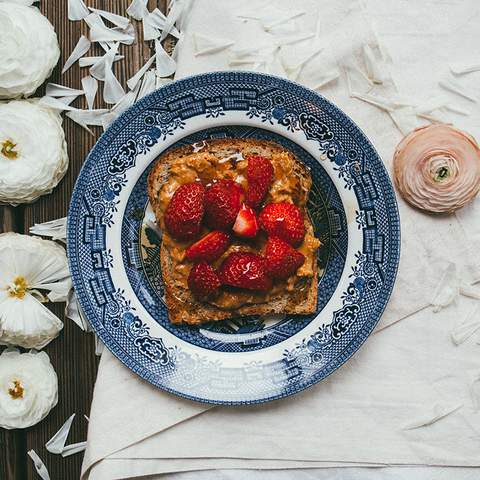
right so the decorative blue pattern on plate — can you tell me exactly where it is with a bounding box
[67,72,400,405]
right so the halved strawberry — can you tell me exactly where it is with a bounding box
[185,231,230,263]
[218,252,272,291]
[246,155,273,208]
[164,182,205,241]
[188,262,221,298]
[233,204,259,239]
[259,202,305,247]
[204,179,243,230]
[265,236,305,279]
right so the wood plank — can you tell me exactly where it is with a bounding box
[19,1,163,478]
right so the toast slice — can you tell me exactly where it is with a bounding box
[148,138,319,325]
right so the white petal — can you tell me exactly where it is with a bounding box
[81,75,98,110]
[79,55,123,67]
[439,79,477,102]
[155,40,176,77]
[137,69,157,100]
[27,450,51,480]
[143,17,160,41]
[65,290,90,331]
[62,35,91,74]
[350,92,396,112]
[29,217,67,242]
[311,69,340,90]
[430,262,459,312]
[103,44,125,104]
[450,62,480,75]
[389,107,419,136]
[61,441,87,457]
[90,24,134,44]
[46,84,84,97]
[0,349,58,429]
[95,335,105,356]
[193,33,233,56]
[127,55,155,90]
[39,96,78,112]
[126,0,148,20]
[46,413,76,454]
[66,109,109,127]
[145,8,181,39]
[88,7,130,29]
[160,0,185,41]
[263,10,305,32]
[459,282,480,299]
[68,0,89,21]
[111,23,136,46]
[276,33,314,47]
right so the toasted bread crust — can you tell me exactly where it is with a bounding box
[148,138,318,325]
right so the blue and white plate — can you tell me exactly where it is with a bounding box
[67,72,400,405]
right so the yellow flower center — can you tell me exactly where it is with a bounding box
[1,140,18,159]
[7,276,29,299]
[8,379,24,399]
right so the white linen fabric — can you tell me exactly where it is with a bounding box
[81,0,480,478]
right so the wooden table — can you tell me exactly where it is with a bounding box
[0,2,169,478]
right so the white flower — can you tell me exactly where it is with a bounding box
[0,233,71,349]
[0,100,68,205]
[0,4,59,99]
[0,348,58,429]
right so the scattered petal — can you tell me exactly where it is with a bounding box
[430,262,458,311]
[90,23,134,44]
[311,68,340,90]
[61,441,87,457]
[103,43,125,104]
[46,413,76,454]
[0,350,58,429]
[193,33,234,56]
[263,10,305,32]
[145,8,181,39]
[403,403,463,430]
[94,335,104,356]
[65,289,90,331]
[127,55,155,90]
[451,305,480,345]
[160,0,185,41]
[68,0,89,21]
[389,106,419,136]
[62,35,91,74]
[79,55,123,67]
[155,39,176,77]
[459,282,480,299]
[27,450,51,480]
[81,75,98,110]
[137,69,157,100]
[46,83,84,97]
[66,109,109,127]
[450,62,480,75]
[39,96,79,111]
[126,0,148,20]
[439,79,477,103]
[29,217,67,242]
[88,7,130,29]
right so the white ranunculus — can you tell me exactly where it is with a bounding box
[0,100,68,205]
[0,4,60,99]
[0,233,71,349]
[0,348,58,429]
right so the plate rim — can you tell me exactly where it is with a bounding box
[67,71,401,405]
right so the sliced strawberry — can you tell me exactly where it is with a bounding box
[164,182,205,241]
[188,262,221,298]
[233,204,259,239]
[259,202,305,247]
[265,236,305,279]
[204,179,243,230]
[185,231,230,263]
[246,155,273,209]
[218,252,272,291]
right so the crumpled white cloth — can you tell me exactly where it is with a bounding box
[82,0,480,479]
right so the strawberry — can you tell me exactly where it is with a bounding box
[204,179,243,230]
[164,182,205,241]
[185,231,230,263]
[246,155,273,208]
[259,202,305,247]
[265,236,305,279]
[232,204,259,239]
[188,262,221,298]
[218,252,272,291]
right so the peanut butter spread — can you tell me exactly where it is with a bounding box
[156,145,321,311]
